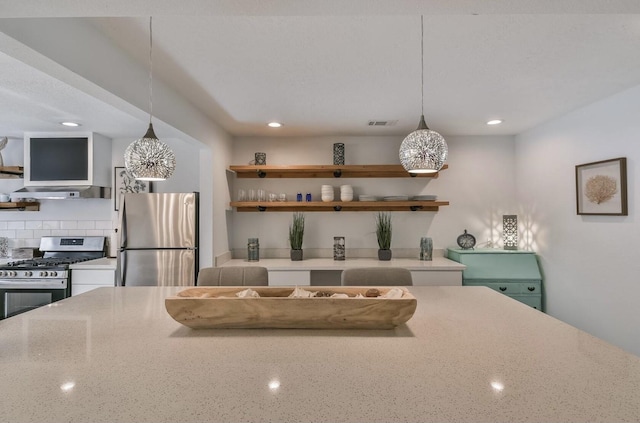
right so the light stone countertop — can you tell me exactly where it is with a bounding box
[69,257,117,270]
[1,286,639,423]
[220,256,465,271]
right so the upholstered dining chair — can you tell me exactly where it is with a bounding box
[340,267,413,286]
[197,266,269,286]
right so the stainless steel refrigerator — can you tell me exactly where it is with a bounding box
[117,192,199,286]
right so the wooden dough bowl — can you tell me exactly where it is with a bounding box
[165,286,417,329]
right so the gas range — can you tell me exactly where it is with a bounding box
[0,236,107,319]
[0,237,107,279]
[2,257,97,276]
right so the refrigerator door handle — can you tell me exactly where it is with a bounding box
[119,198,127,249]
[117,250,128,286]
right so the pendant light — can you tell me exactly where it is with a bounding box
[399,15,448,174]
[124,17,176,181]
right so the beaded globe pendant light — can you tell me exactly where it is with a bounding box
[125,17,176,181]
[399,16,448,174]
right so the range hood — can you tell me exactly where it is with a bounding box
[11,186,111,200]
[17,132,113,200]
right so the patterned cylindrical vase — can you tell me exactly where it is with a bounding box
[503,215,518,250]
[254,152,266,165]
[0,237,8,258]
[420,237,433,261]
[333,143,345,165]
[333,236,345,261]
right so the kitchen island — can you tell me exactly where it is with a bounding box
[1,286,639,422]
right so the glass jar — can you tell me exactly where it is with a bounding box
[420,237,433,261]
[247,238,260,262]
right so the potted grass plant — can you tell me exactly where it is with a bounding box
[289,212,305,261]
[375,212,392,260]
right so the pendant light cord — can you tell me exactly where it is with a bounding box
[149,16,153,125]
[421,15,424,117]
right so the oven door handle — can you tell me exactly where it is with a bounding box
[0,279,68,289]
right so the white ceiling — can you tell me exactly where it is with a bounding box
[1,1,640,141]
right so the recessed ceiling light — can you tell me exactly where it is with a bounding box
[61,122,81,127]
[267,122,283,128]
[486,120,503,125]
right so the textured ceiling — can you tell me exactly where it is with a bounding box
[1,1,640,140]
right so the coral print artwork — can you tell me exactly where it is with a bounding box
[585,175,617,204]
[576,158,627,216]
[114,167,151,211]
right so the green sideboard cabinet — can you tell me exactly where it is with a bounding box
[446,249,543,311]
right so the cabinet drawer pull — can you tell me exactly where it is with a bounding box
[499,287,507,292]
[528,286,536,292]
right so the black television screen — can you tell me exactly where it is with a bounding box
[29,137,89,181]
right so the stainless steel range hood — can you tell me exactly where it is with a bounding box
[11,186,111,200]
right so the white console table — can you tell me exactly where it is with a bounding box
[219,257,465,286]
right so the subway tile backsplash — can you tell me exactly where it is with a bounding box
[0,220,114,249]
[60,220,78,230]
[7,221,25,230]
[25,221,43,230]
[77,221,96,230]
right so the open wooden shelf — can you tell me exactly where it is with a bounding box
[230,200,449,212]
[229,164,447,179]
[228,163,449,213]
[0,201,39,211]
[0,166,24,178]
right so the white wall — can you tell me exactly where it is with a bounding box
[230,135,517,253]
[516,84,640,356]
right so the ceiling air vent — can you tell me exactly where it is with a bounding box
[367,120,398,127]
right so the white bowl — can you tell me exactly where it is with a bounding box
[359,195,378,202]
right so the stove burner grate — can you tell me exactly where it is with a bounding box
[5,257,95,268]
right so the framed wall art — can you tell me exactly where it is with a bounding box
[114,167,152,211]
[575,157,627,216]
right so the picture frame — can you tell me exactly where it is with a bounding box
[114,167,152,211]
[576,157,627,216]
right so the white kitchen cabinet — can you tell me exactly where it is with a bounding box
[219,258,464,287]
[268,270,311,286]
[411,270,461,286]
[71,269,116,296]
[70,258,117,296]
